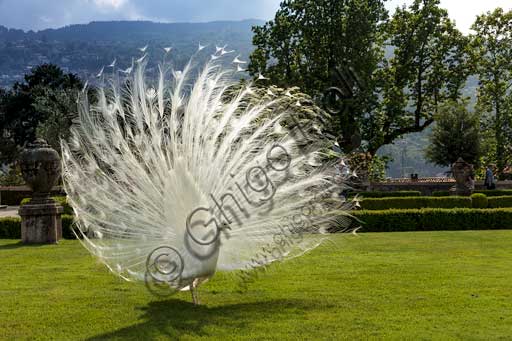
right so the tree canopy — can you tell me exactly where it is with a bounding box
[249,0,469,157]
[0,64,82,164]
[249,0,387,152]
[470,8,512,178]
[367,0,469,155]
[426,100,481,167]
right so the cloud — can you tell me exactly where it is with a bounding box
[0,0,281,31]
[131,0,281,22]
[93,0,128,9]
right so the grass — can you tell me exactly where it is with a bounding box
[0,231,511,340]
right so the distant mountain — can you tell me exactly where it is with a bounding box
[0,20,264,43]
[378,127,450,178]
[0,20,264,87]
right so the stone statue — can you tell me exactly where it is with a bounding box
[450,157,474,196]
[18,139,63,243]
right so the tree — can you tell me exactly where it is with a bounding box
[0,64,82,163]
[366,0,469,155]
[249,0,468,157]
[249,0,388,151]
[0,88,20,165]
[426,100,481,166]
[470,8,512,179]
[33,87,80,151]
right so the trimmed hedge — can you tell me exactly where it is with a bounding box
[20,196,74,215]
[433,190,512,197]
[0,215,76,239]
[476,190,512,196]
[4,209,512,236]
[361,194,512,210]
[360,196,472,210]
[354,191,421,198]
[61,215,77,239]
[470,193,488,209]
[0,188,65,205]
[488,196,512,208]
[0,217,22,239]
[431,191,452,197]
[353,208,512,232]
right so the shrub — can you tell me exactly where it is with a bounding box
[487,196,512,208]
[0,217,21,238]
[0,214,76,239]
[476,190,512,197]
[360,196,472,210]
[433,190,512,197]
[0,188,65,205]
[62,215,77,239]
[471,193,488,208]
[20,196,74,215]
[0,165,25,186]
[432,191,451,197]
[352,208,512,232]
[353,191,421,198]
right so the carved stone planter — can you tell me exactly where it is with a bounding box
[18,139,63,244]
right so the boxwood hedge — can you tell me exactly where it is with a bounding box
[470,193,488,208]
[433,190,512,197]
[2,208,512,237]
[360,196,473,210]
[360,195,512,210]
[488,196,512,208]
[354,191,421,198]
[0,217,22,239]
[352,208,512,232]
[0,215,76,239]
[0,188,65,205]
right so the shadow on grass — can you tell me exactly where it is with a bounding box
[0,240,50,250]
[88,298,308,340]
[0,239,30,250]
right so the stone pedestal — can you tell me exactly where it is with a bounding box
[19,200,63,243]
[18,139,63,244]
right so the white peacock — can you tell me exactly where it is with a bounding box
[61,49,354,304]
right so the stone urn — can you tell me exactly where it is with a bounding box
[18,139,63,243]
[450,157,475,196]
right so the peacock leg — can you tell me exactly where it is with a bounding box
[195,288,200,305]
[190,286,197,305]
[190,278,201,305]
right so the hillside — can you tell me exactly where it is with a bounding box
[0,20,263,87]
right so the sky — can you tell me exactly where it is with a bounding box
[0,0,510,33]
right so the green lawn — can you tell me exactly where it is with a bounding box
[1,231,511,340]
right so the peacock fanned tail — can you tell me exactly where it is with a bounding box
[61,53,355,293]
